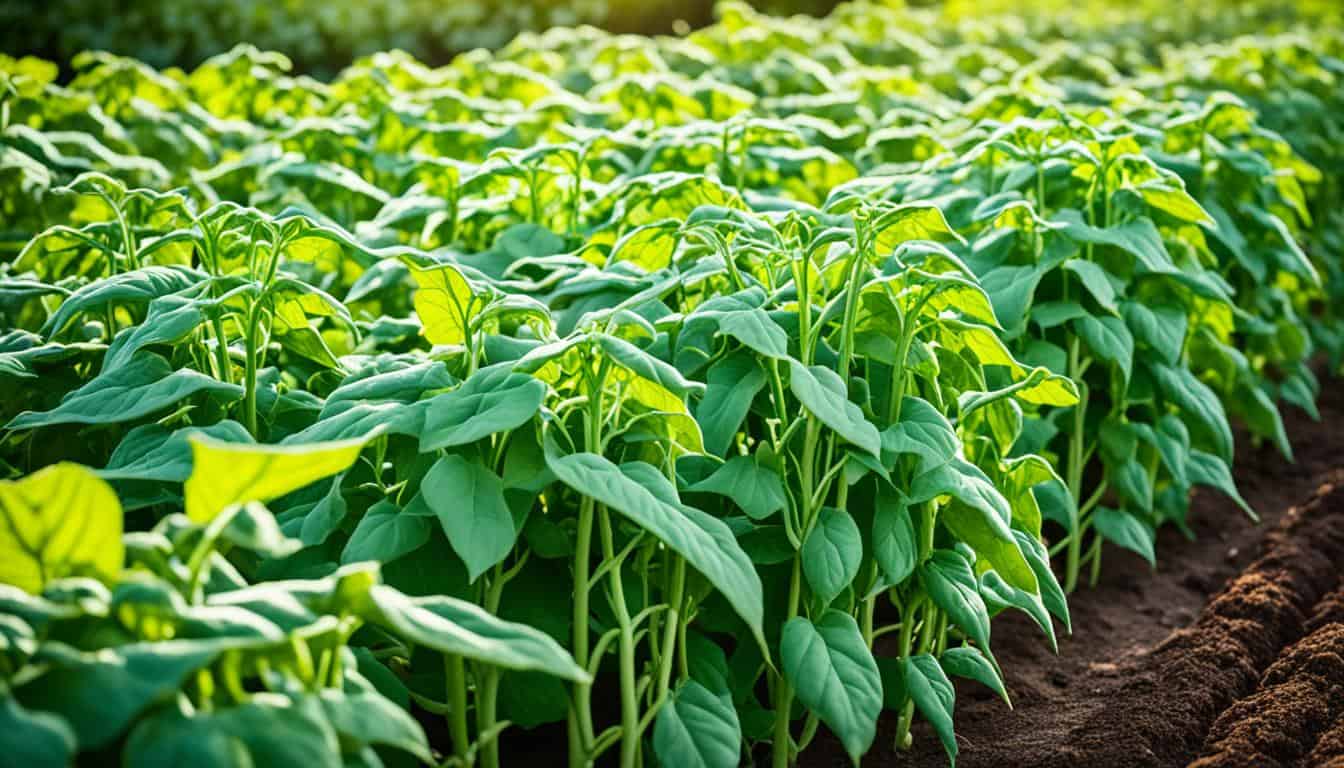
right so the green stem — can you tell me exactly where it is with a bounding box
[1064,334,1089,593]
[445,654,471,761]
[599,508,640,768]
[242,303,263,439]
[893,598,922,751]
[771,558,802,768]
[477,667,501,768]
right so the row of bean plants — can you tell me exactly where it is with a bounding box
[2,1,1342,766]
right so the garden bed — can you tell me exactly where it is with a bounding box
[806,380,1344,767]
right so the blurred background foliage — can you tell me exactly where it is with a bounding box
[0,0,1339,80]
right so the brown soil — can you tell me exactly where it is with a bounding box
[1191,606,1344,768]
[805,380,1344,768]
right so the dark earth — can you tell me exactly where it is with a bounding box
[806,378,1344,768]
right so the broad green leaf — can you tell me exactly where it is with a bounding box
[408,260,476,345]
[696,352,766,457]
[919,550,993,665]
[652,680,742,768]
[1149,363,1234,461]
[98,422,254,483]
[340,500,431,565]
[419,456,517,582]
[7,353,243,431]
[317,689,432,763]
[802,507,862,606]
[1122,302,1185,365]
[881,397,958,472]
[420,366,546,451]
[1063,260,1119,313]
[940,646,1007,705]
[788,359,880,456]
[780,611,882,763]
[0,463,122,594]
[687,455,786,521]
[184,434,367,523]
[544,445,766,652]
[0,693,76,768]
[1090,507,1155,567]
[15,640,223,749]
[365,585,589,682]
[718,308,788,359]
[901,654,957,764]
[872,485,917,585]
[940,497,1037,594]
[1187,450,1256,520]
[1074,314,1134,385]
[41,265,204,338]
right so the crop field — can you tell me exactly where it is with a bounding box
[1,1,1343,767]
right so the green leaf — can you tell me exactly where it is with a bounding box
[184,434,367,523]
[407,260,477,346]
[365,585,589,682]
[6,352,243,431]
[802,507,862,606]
[41,265,204,338]
[419,366,547,451]
[788,359,881,456]
[544,446,766,652]
[940,645,1008,705]
[184,694,341,767]
[1064,260,1119,313]
[652,680,742,768]
[1090,507,1155,567]
[1149,363,1234,461]
[1014,530,1070,634]
[940,497,1037,594]
[317,688,432,763]
[901,654,957,765]
[123,708,253,768]
[718,307,788,359]
[15,640,223,749]
[0,463,123,594]
[98,422,254,483]
[920,550,993,664]
[1074,314,1133,385]
[419,456,517,582]
[598,333,704,399]
[881,397,958,472]
[0,695,77,768]
[872,485,917,586]
[341,500,431,565]
[1187,450,1256,521]
[696,352,766,457]
[1122,302,1185,365]
[688,455,787,521]
[780,611,883,763]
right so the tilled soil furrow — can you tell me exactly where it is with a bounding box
[1190,584,1344,767]
[1059,483,1344,767]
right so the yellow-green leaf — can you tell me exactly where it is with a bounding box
[0,463,123,593]
[407,261,476,346]
[184,435,367,523]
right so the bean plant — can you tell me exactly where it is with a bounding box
[1,2,1342,767]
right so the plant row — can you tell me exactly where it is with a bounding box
[1,2,1342,767]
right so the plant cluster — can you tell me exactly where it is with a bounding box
[1,2,1342,767]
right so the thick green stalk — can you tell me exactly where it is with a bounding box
[568,368,607,768]
[771,558,802,768]
[1064,335,1088,593]
[477,668,501,768]
[445,654,471,761]
[241,304,263,439]
[892,598,921,751]
[599,509,640,768]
